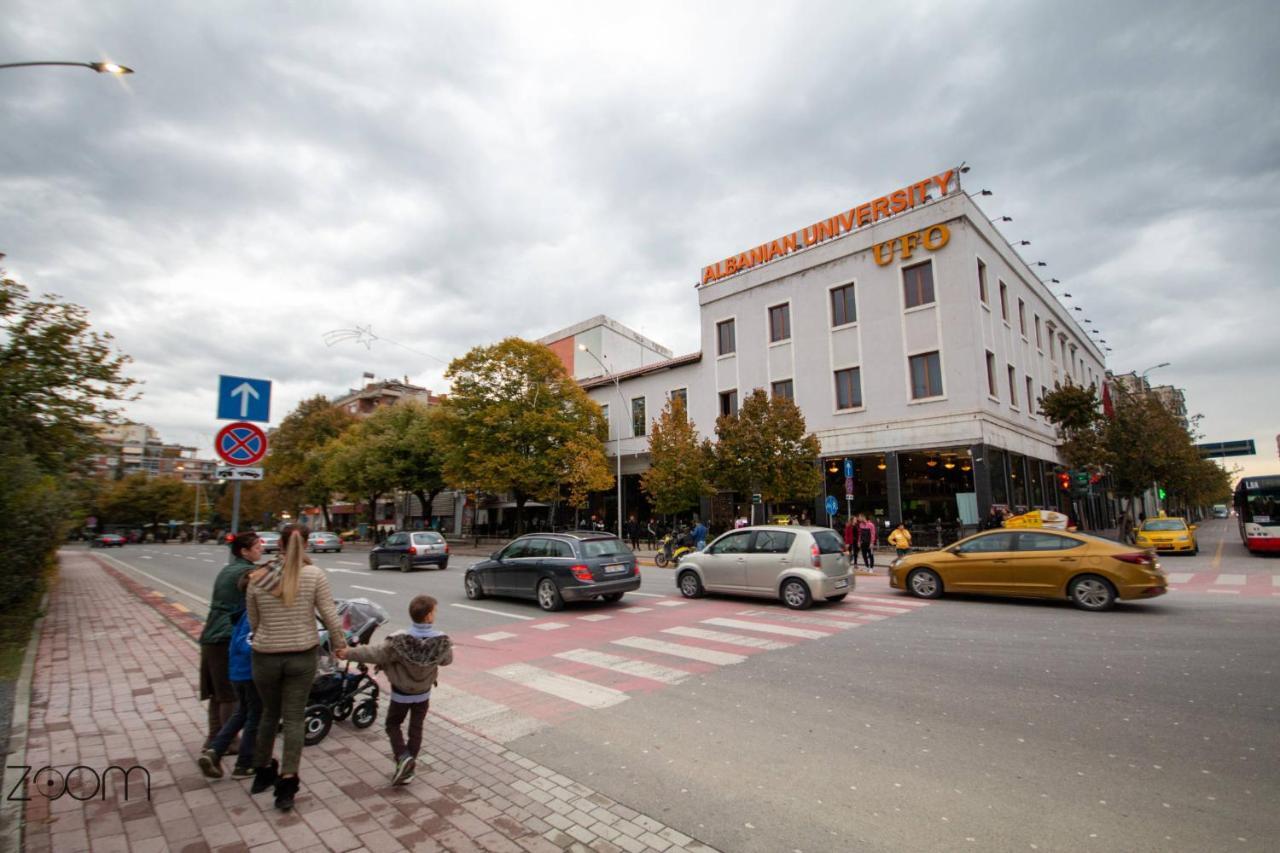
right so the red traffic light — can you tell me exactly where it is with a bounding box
[1058,473,1071,490]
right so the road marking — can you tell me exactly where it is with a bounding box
[336,561,364,567]
[847,594,930,608]
[531,622,569,631]
[140,555,153,560]
[662,626,791,650]
[654,600,688,607]
[202,559,215,563]
[430,684,545,741]
[489,663,628,709]
[611,636,746,666]
[706,617,831,639]
[350,584,396,595]
[1212,537,1224,570]
[325,568,364,575]
[578,614,612,622]
[476,631,518,642]
[619,606,652,614]
[1214,574,1246,585]
[92,553,210,608]
[451,604,534,620]
[1166,572,1194,584]
[1207,589,1240,595]
[626,592,666,598]
[554,649,691,684]
[735,610,859,629]
[843,602,911,615]
[1273,576,1280,587]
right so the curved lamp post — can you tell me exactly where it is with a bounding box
[578,344,627,538]
[0,61,134,74]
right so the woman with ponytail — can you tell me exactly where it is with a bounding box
[245,524,346,811]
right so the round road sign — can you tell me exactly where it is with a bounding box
[215,421,268,466]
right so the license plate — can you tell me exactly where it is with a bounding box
[604,563,628,574]
[834,578,849,589]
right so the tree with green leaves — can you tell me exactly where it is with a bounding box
[562,435,616,528]
[350,400,450,523]
[438,338,609,533]
[712,389,822,510]
[642,397,713,516]
[323,421,400,528]
[264,395,357,528]
[97,473,192,535]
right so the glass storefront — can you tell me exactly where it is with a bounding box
[987,447,1009,507]
[821,454,888,525]
[1009,453,1028,510]
[897,449,975,526]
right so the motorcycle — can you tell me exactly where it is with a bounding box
[654,529,697,567]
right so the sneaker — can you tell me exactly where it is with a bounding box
[230,765,255,779]
[391,755,415,785]
[198,748,223,779]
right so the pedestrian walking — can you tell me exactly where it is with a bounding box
[627,516,641,551]
[857,514,877,571]
[199,609,261,779]
[888,521,912,559]
[198,531,263,751]
[245,524,347,811]
[692,518,708,550]
[337,594,453,785]
[843,515,856,555]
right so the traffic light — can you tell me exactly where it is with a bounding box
[1071,470,1090,498]
[1158,487,1167,501]
[1058,471,1071,492]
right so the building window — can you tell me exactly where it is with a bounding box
[1018,299,1026,336]
[1026,377,1035,416]
[717,319,736,355]
[600,403,609,430]
[985,351,998,397]
[631,397,646,437]
[999,282,1009,322]
[909,351,943,399]
[719,389,738,417]
[903,261,935,309]
[670,388,687,413]
[768,303,791,343]
[830,283,857,326]
[1041,385,1048,406]
[771,379,794,401]
[1007,365,1018,408]
[834,368,862,410]
[1034,315,1042,349]
[977,259,988,304]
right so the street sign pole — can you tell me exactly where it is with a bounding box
[231,480,242,535]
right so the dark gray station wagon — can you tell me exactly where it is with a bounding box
[464,532,640,611]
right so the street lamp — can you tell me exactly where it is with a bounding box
[1140,362,1171,386]
[579,344,627,538]
[0,61,134,74]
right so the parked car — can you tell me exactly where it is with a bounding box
[91,533,127,548]
[369,530,450,572]
[307,531,343,553]
[258,531,281,554]
[674,525,852,610]
[889,528,1168,611]
[1134,517,1198,555]
[464,531,640,611]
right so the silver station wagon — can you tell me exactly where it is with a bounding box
[674,525,853,609]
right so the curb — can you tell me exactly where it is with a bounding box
[0,591,49,853]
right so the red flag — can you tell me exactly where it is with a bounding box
[1101,382,1115,419]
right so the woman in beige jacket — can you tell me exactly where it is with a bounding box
[246,524,346,811]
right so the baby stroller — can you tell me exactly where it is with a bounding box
[302,598,390,746]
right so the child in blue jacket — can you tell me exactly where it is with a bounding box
[199,611,262,779]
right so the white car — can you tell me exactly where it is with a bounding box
[674,525,853,609]
[308,531,343,553]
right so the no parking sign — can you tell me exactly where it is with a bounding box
[215,421,268,467]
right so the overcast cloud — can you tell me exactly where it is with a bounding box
[2,1,1277,477]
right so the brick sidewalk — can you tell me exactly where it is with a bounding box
[17,552,718,853]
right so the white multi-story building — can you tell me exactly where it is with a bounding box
[567,166,1107,531]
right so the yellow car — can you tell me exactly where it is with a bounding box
[888,529,1167,611]
[1134,518,1198,555]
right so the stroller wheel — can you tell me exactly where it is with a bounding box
[302,704,333,746]
[352,700,377,729]
[332,698,354,721]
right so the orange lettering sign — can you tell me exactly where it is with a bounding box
[872,223,951,266]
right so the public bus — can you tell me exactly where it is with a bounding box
[1234,475,1280,554]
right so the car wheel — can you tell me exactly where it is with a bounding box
[537,578,564,612]
[678,570,704,598]
[1069,574,1116,612]
[439,560,449,571]
[780,578,813,610]
[464,572,485,600]
[601,592,625,603]
[1189,548,1199,556]
[907,568,943,599]
[368,555,379,571]
[399,556,412,573]
[826,593,848,603]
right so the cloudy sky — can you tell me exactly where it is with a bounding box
[3,1,1277,478]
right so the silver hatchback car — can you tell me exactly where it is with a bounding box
[674,525,853,609]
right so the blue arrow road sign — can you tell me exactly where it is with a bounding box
[843,458,853,478]
[217,375,272,422]
[825,495,839,516]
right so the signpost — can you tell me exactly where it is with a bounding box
[843,458,854,522]
[825,495,839,526]
[215,376,272,535]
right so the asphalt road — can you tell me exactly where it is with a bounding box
[91,518,1280,852]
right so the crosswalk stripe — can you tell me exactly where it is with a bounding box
[611,636,747,665]
[1206,589,1240,594]
[654,600,688,607]
[1215,573,1246,585]
[578,614,612,622]
[847,595,929,609]
[554,649,691,684]
[431,684,545,742]
[620,607,652,613]
[703,617,830,639]
[661,626,791,650]
[626,592,666,598]
[489,663,628,709]
[843,602,911,615]
[734,610,858,630]
[1273,576,1280,587]
[476,632,518,642]
[1166,572,1194,584]
[531,622,569,631]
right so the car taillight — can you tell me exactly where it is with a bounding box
[571,565,593,582]
[445,544,451,554]
[1112,552,1152,565]
[408,546,417,555]
[811,543,822,568]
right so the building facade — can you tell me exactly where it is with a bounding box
[571,168,1108,536]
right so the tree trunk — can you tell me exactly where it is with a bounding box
[320,499,332,531]
[515,492,528,535]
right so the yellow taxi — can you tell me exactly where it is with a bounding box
[1134,517,1198,555]
[888,528,1167,611]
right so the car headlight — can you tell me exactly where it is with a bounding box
[1176,535,1189,541]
